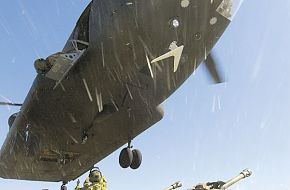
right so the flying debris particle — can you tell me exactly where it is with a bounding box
[212,96,216,113]
[251,33,267,80]
[146,54,154,78]
[111,99,119,111]
[126,85,133,100]
[139,36,154,59]
[0,18,10,35]
[210,17,218,25]
[0,95,13,112]
[31,165,35,174]
[98,93,103,112]
[181,0,190,8]
[24,162,29,170]
[126,2,133,6]
[167,70,171,90]
[193,58,197,76]
[131,39,137,62]
[68,113,77,123]
[95,88,103,112]
[78,159,82,167]
[63,128,79,144]
[212,95,221,112]
[155,63,163,72]
[60,82,66,92]
[20,5,39,39]
[101,42,105,67]
[217,95,221,110]
[82,78,93,102]
[204,47,208,60]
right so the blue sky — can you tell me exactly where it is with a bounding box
[0,0,290,189]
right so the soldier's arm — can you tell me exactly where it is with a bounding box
[83,177,91,187]
[74,179,81,190]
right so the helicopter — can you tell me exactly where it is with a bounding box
[0,0,242,189]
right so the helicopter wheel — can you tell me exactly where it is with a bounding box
[61,185,67,190]
[61,181,68,190]
[130,149,142,169]
[119,147,133,168]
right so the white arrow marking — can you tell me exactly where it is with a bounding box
[151,45,184,72]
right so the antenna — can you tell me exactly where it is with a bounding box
[0,102,22,106]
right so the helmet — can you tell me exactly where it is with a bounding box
[34,59,49,74]
[89,168,102,183]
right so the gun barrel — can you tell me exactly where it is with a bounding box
[164,181,182,190]
[221,169,252,189]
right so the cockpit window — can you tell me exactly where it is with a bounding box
[62,3,92,52]
[73,3,91,44]
[216,0,243,20]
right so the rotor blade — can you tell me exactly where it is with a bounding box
[0,102,22,106]
[204,54,224,84]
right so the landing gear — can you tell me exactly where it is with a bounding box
[119,141,142,169]
[61,182,67,190]
[130,149,142,169]
[61,185,67,190]
[119,147,133,168]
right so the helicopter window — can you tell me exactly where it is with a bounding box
[72,3,91,49]
[216,0,243,20]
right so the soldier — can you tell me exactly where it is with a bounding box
[75,168,106,190]
[34,52,63,74]
[34,58,50,74]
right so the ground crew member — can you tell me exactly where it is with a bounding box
[33,52,63,74]
[75,167,106,190]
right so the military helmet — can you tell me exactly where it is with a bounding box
[89,167,102,183]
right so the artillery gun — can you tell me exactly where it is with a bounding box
[188,169,252,190]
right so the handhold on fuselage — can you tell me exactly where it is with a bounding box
[8,112,18,129]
